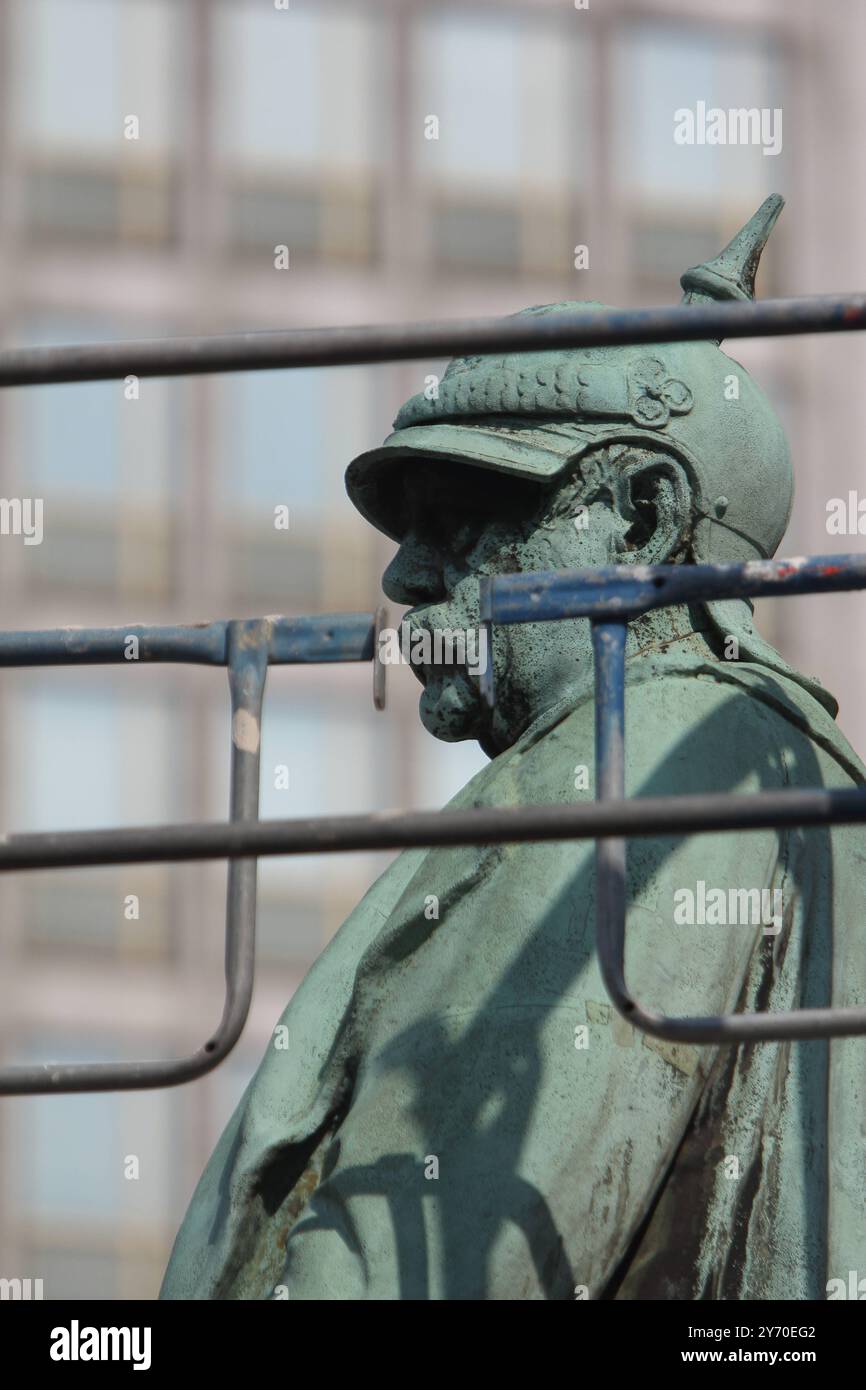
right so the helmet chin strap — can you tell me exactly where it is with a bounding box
[702,594,838,717]
[691,508,772,561]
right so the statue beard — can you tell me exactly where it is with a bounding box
[417,663,485,743]
[405,593,529,754]
[410,626,527,756]
[402,612,487,744]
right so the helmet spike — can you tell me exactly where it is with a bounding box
[680,195,785,324]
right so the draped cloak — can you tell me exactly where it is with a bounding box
[160,635,866,1300]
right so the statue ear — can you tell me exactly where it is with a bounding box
[610,452,693,566]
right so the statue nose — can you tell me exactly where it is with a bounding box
[381,533,444,604]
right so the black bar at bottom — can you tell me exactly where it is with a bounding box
[1,784,865,871]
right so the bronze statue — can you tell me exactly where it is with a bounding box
[161,197,866,1300]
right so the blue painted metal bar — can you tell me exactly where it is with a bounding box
[0,612,376,668]
[487,553,866,626]
[482,554,866,708]
[268,612,376,665]
[591,622,631,1025]
[0,623,228,666]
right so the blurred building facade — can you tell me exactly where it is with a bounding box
[0,0,863,1298]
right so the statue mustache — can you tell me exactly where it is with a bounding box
[382,617,489,677]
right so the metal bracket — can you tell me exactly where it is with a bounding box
[372,604,388,710]
[4,555,866,1096]
[484,552,866,1043]
[6,295,866,1089]
[0,611,378,1094]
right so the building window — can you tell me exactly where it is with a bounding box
[216,0,382,264]
[6,680,178,955]
[12,0,181,246]
[8,314,178,599]
[10,1036,181,1299]
[613,22,787,298]
[206,680,394,954]
[414,9,586,276]
[217,362,382,612]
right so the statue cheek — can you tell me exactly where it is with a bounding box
[460,539,497,576]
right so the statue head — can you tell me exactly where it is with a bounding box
[345,196,824,755]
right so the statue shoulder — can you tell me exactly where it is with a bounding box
[504,657,849,806]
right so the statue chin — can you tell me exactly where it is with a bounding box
[418,669,483,742]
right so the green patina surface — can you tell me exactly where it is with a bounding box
[161,197,866,1300]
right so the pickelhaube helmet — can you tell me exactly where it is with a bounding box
[346,196,835,714]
